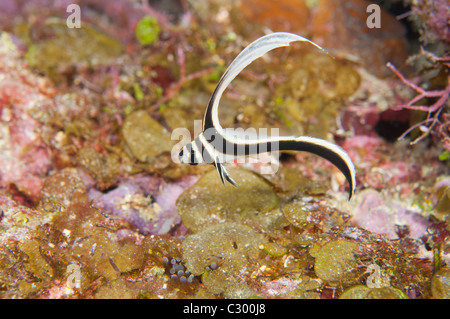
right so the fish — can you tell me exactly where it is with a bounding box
[179,32,356,200]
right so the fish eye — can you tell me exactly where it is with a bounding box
[190,148,197,165]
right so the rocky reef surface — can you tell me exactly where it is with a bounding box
[0,0,448,299]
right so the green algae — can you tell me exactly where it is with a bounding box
[282,200,313,229]
[339,285,408,299]
[263,242,288,258]
[274,167,313,194]
[270,49,360,139]
[17,239,55,293]
[9,196,155,297]
[339,285,371,299]
[51,202,141,281]
[176,167,279,232]
[182,223,265,275]
[76,147,120,187]
[122,110,174,162]
[287,276,322,299]
[439,150,450,161]
[135,16,160,46]
[95,278,140,299]
[25,19,123,82]
[3,165,433,299]
[435,186,450,217]
[160,89,238,133]
[181,222,265,297]
[431,268,450,299]
[160,91,210,132]
[70,235,144,281]
[313,239,359,283]
[365,287,409,299]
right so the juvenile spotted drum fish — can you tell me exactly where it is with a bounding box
[179,32,356,200]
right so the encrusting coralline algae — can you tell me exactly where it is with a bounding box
[0,0,449,299]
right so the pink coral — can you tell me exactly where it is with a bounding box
[89,174,198,235]
[0,33,53,198]
[351,190,431,240]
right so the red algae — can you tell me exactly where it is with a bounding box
[0,0,448,300]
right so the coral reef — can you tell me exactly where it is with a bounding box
[407,0,450,47]
[0,0,448,300]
